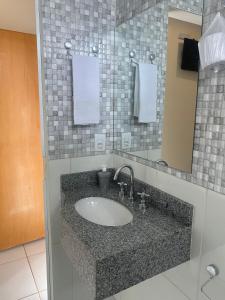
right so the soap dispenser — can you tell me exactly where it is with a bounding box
[97,166,111,193]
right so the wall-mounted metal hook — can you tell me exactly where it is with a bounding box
[92,46,99,56]
[64,42,99,57]
[129,50,136,59]
[64,41,72,56]
[150,53,156,64]
[129,50,139,65]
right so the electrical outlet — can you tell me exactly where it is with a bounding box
[122,132,131,149]
[95,134,106,152]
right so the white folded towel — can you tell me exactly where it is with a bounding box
[72,55,100,125]
[133,64,139,117]
[133,63,157,123]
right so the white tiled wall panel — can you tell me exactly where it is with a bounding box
[197,190,225,300]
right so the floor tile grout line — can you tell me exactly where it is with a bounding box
[24,239,46,258]
[38,289,47,293]
[23,243,29,257]
[17,291,40,300]
[0,240,45,266]
[162,274,192,300]
[0,242,45,300]
[38,289,48,300]
[24,244,40,295]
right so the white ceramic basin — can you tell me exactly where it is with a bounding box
[75,197,133,227]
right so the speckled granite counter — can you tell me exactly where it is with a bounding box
[60,170,193,300]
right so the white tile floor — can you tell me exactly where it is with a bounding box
[0,239,47,300]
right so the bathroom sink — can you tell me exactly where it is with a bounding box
[75,197,133,227]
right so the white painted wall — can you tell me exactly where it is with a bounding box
[198,190,225,300]
[0,0,36,34]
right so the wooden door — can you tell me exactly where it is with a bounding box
[0,29,44,250]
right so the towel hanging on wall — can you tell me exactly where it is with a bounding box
[72,55,100,125]
[133,63,157,123]
[133,64,140,117]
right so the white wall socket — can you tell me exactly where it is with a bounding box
[95,134,106,152]
[122,132,132,149]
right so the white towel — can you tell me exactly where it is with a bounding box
[134,63,157,123]
[72,55,100,125]
[133,65,139,117]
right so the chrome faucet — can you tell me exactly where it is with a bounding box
[114,164,134,204]
[155,159,168,167]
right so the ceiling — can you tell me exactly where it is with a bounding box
[0,0,36,34]
[169,10,202,26]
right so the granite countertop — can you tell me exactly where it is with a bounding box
[60,170,193,300]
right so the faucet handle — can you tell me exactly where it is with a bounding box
[137,192,150,200]
[137,192,150,213]
[118,182,127,188]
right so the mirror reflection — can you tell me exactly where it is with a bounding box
[113,2,203,173]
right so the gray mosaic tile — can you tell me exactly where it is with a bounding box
[40,0,116,160]
[39,0,225,194]
[114,1,168,153]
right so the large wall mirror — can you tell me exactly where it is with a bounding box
[113,1,203,173]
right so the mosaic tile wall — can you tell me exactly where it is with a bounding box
[116,0,203,26]
[114,1,167,152]
[115,1,225,195]
[39,0,225,194]
[40,0,116,160]
[114,0,202,152]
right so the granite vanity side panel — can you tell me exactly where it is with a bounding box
[95,227,192,300]
[61,219,96,298]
